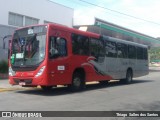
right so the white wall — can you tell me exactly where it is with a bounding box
[0,0,73,27]
[0,0,74,61]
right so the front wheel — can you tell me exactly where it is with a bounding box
[99,80,109,85]
[69,72,85,92]
[41,86,53,91]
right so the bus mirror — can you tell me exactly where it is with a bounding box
[8,40,12,59]
[3,35,12,49]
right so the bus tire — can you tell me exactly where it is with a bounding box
[41,86,53,91]
[99,80,109,85]
[70,72,85,92]
[121,69,133,84]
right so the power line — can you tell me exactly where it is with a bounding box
[78,0,160,26]
[69,0,133,23]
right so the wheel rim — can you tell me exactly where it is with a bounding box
[73,77,81,87]
[127,72,132,82]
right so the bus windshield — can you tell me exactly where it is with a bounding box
[11,26,47,67]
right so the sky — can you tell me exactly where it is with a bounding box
[51,0,160,38]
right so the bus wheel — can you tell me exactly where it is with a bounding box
[70,72,85,92]
[99,80,109,85]
[41,86,53,91]
[121,70,133,84]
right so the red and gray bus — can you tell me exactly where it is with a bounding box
[9,24,149,91]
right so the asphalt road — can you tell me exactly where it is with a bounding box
[0,68,160,120]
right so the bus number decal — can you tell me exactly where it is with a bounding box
[57,66,65,71]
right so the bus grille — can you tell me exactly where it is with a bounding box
[13,79,32,84]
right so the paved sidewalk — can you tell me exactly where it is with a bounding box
[0,79,34,92]
[0,79,10,88]
[149,66,160,71]
[0,79,23,89]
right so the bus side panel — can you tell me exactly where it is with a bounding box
[134,59,149,77]
[80,56,113,82]
[47,29,73,85]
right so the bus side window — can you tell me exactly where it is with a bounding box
[72,33,89,55]
[90,38,105,62]
[56,37,67,57]
[117,43,128,58]
[105,40,117,58]
[128,45,136,59]
[49,37,67,58]
[90,38,98,57]
[143,48,148,60]
[137,47,143,59]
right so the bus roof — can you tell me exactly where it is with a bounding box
[14,23,100,39]
[48,23,100,38]
[14,23,148,48]
[102,35,148,48]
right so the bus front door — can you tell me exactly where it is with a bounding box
[48,30,70,85]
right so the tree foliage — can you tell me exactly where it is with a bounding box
[0,60,8,73]
[149,47,160,62]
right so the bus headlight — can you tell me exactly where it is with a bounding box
[35,66,46,77]
[9,67,16,76]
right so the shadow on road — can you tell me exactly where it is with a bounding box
[16,79,153,96]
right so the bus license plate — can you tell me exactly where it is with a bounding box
[19,82,26,86]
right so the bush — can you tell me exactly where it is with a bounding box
[0,60,8,73]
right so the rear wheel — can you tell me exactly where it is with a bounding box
[69,72,85,92]
[120,69,133,84]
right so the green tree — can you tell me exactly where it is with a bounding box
[0,60,8,73]
[149,47,160,62]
